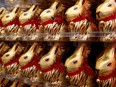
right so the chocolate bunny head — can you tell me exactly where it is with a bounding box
[1,7,21,25]
[96,0,116,20]
[39,44,59,69]
[1,42,24,64]
[96,46,116,76]
[65,44,91,72]
[40,0,60,23]
[19,5,39,24]
[65,0,91,21]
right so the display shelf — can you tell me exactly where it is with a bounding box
[0,0,115,87]
[0,32,115,42]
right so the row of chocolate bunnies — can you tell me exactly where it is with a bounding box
[0,41,115,87]
[0,0,116,41]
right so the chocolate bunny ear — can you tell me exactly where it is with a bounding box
[28,5,38,12]
[0,9,4,15]
[49,0,60,10]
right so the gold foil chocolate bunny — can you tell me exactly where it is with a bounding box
[40,0,66,41]
[0,42,25,87]
[19,5,43,41]
[96,0,116,41]
[1,7,22,41]
[38,43,68,86]
[1,42,24,78]
[65,43,97,87]
[96,45,116,87]
[18,42,44,85]
[65,0,97,41]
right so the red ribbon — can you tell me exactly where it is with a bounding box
[98,69,116,80]
[41,63,65,73]
[68,14,98,31]
[0,20,3,27]
[22,17,40,29]
[42,16,64,26]
[102,14,116,22]
[67,60,96,77]
[4,54,21,66]
[21,55,40,69]
[69,14,95,24]
[67,65,85,76]
[4,18,20,27]
[39,56,64,73]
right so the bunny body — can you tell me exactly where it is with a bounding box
[1,7,22,40]
[39,43,67,85]
[65,0,97,41]
[65,44,96,87]
[19,5,43,41]
[95,46,116,87]
[96,0,116,41]
[18,43,44,84]
[40,1,68,41]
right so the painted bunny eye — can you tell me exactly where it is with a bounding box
[73,60,78,64]
[6,54,9,57]
[46,10,51,13]
[24,13,28,16]
[74,7,78,10]
[24,56,28,59]
[108,3,112,7]
[45,58,49,62]
[107,63,112,66]
[6,15,9,18]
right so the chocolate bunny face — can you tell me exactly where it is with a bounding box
[65,0,91,21]
[39,44,58,69]
[65,46,84,72]
[1,7,21,25]
[96,46,116,76]
[96,0,116,20]
[19,5,38,24]
[40,0,60,23]
[19,43,38,66]
[1,42,24,64]
[65,44,91,72]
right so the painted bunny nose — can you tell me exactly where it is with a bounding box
[96,11,101,18]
